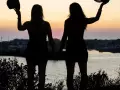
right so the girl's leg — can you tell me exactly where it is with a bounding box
[66,60,75,90]
[78,62,88,90]
[38,60,47,90]
[27,60,35,90]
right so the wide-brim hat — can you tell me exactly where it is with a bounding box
[94,0,110,4]
[7,0,20,10]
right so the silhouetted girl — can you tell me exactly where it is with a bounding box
[60,2,106,90]
[15,4,54,90]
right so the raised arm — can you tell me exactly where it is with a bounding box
[14,9,27,31]
[47,22,55,52]
[87,3,105,24]
[59,21,68,52]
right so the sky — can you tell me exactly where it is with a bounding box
[0,0,120,40]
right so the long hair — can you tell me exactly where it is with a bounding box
[31,4,43,21]
[69,2,86,20]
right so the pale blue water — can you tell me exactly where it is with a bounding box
[1,50,120,83]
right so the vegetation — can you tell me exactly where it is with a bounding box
[1,39,120,57]
[0,58,120,90]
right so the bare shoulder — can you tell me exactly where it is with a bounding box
[65,18,69,22]
[85,18,89,21]
[64,18,70,25]
[23,21,30,26]
[24,21,30,24]
[44,21,50,26]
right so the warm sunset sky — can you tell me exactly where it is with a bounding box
[0,0,120,40]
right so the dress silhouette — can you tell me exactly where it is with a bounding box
[59,2,106,90]
[14,4,54,90]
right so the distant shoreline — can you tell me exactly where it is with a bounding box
[1,39,120,58]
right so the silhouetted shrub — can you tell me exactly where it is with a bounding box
[1,57,120,90]
[0,58,27,90]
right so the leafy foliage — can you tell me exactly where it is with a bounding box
[0,58,120,90]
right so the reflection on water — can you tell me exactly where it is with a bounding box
[1,50,120,82]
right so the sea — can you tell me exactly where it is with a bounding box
[1,50,120,83]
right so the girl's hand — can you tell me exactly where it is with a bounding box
[102,0,110,5]
[14,9,21,17]
[100,2,106,7]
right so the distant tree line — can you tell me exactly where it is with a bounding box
[1,39,120,58]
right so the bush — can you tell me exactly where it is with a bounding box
[0,58,27,90]
[1,57,120,90]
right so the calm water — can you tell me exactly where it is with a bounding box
[1,50,120,82]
